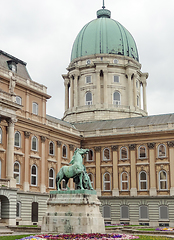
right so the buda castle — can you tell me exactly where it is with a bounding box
[0,3,174,227]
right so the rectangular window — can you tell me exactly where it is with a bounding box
[32,102,38,115]
[140,206,148,219]
[86,76,92,83]
[114,75,120,83]
[160,206,168,220]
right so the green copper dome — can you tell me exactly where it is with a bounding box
[71,8,139,62]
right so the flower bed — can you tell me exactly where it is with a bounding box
[17,233,139,240]
[155,227,174,231]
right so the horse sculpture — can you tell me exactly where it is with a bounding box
[56,148,89,190]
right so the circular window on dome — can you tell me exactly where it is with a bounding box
[113,59,118,64]
[86,59,91,65]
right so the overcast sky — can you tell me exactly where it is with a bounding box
[1,0,174,119]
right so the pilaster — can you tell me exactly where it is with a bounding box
[129,144,137,196]
[69,145,74,190]
[6,118,17,188]
[95,146,101,196]
[167,141,174,195]
[148,143,157,196]
[57,141,62,176]
[23,131,31,191]
[112,145,119,196]
[40,136,46,193]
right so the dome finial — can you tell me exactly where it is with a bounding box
[102,0,105,9]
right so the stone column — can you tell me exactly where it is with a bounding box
[70,76,74,108]
[142,82,147,112]
[69,144,74,190]
[129,144,137,196]
[74,75,78,107]
[104,70,108,107]
[133,75,137,107]
[148,143,157,196]
[127,74,132,107]
[23,131,31,191]
[6,118,16,187]
[96,71,101,106]
[40,136,46,193]
[56,141,62,175]
[167,141,174,195]
[64,80,69,111]
[112,145,119,196]
[95,146,101,196]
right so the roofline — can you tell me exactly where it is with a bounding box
[0,50,27,66]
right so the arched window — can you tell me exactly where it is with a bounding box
[49,168,54,188]
[31,165,37,186]
[0,127,2,144]
[87,150,93,161]
[121,205,129,219]
[158,144,166,158]
[49,141,54,155]
[113,91,121,105]
[121,172,128,191]
[139,146,146,159]
[159,205,168,220]
[103,172,111,191]
[14,161,20,184]
[86,92,92,105]
[32,102,38,115]
[103,148,110,161]
[62,145,67,158]
[139,171,147,190]
[32,136,38,151]
[103,205,111,218]
[139,205,148,219]
[16,201,21,218]
[159,170,167,190]
[120,147,128,160]
[14,131,21,148]
[88,173,94,188]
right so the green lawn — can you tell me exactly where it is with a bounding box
[138,237,171,240]
[0,234,171,240]
[0,235,30,240]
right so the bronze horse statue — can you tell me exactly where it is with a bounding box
[56,148,89,190]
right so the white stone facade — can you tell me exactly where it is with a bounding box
[63,54,148,123]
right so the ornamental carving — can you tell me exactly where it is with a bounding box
[40,136,46,143]
[94,146,101,152]
[111,145,118,151]
[69,144,74,151]
[24,131,31,138]
[56,141,62,147]
[167,141,174,148]
[147,143,155,149]
[129,144,136,150]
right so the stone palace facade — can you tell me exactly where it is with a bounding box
[0,4,174,227]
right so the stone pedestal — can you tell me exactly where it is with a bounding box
[41,190,105,234]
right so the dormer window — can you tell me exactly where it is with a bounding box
[7,60,17,73]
